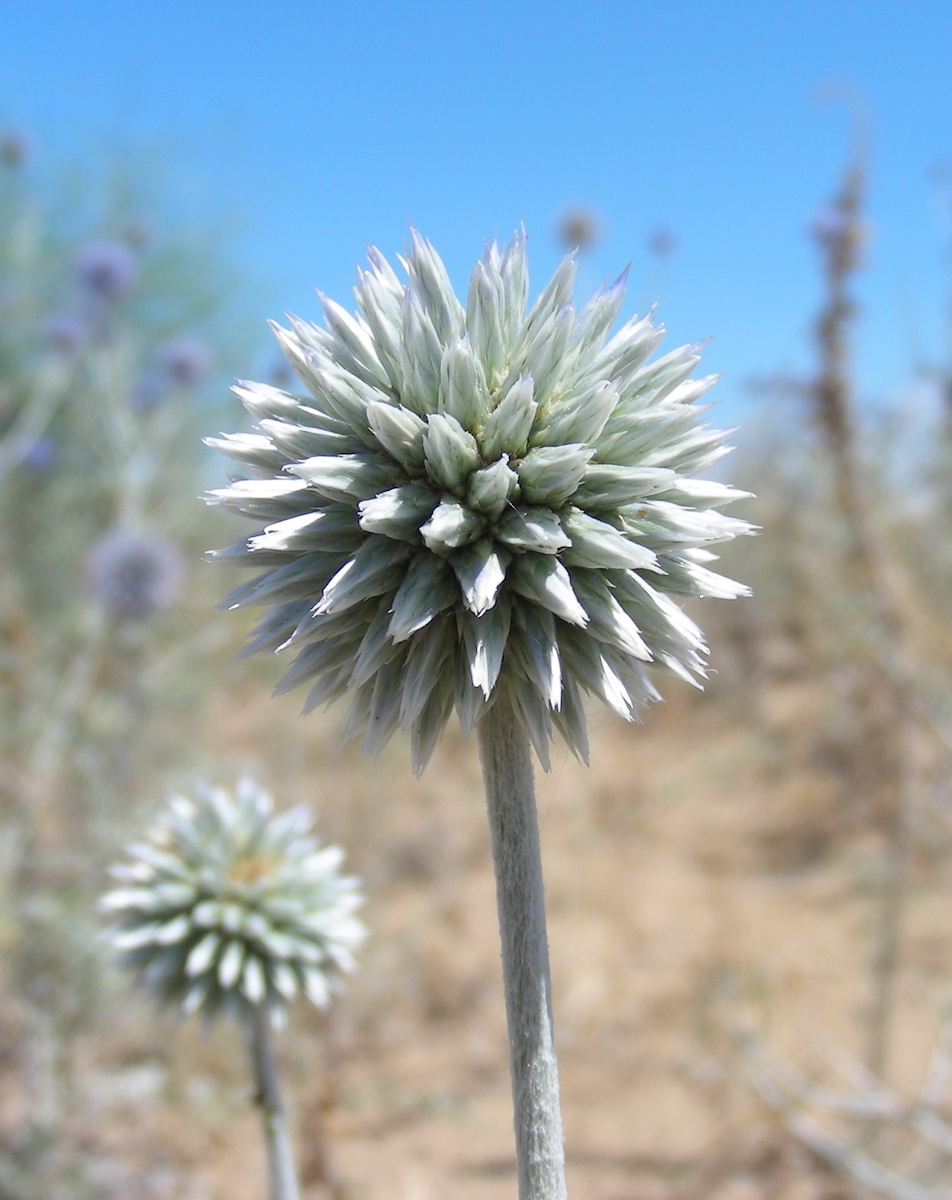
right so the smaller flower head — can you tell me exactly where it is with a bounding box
[100,778,366,1021]
[648,228,676,260]
[158,337,212,388]
[86,529,185,619]
[558,208,600,253]
[74,240,138,301]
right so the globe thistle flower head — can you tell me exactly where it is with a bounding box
[648,228,677,260]
[158,336,213,388]
[208,230,754,774]
[74,239,138,301]
[100,778,365,1022]
[86,529,185,619]
[558,208,600,253]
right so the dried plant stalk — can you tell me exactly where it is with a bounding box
[811,99,912,1083]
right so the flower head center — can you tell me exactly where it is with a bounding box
[228,854,279,885]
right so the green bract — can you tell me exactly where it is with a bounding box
[208,231,753,773]
[100,778,365,1020]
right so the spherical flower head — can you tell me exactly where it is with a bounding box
[86,529,185,619]
[558,208,600,253]
[207,231,754,774]
[648,228,677,260]
[74,239,138,301]
[158,336,213,388]
[100,778,365,1022]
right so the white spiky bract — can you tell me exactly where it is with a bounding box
[207,231,753,774]
[100,778,365,1022]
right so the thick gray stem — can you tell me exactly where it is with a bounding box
[247,1005,302,1200]
[477,696,567,1200]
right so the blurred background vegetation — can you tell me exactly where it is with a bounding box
[4,108,952,1200]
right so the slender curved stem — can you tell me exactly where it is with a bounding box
[477,695,567,1200]
[247,1004,302,1200]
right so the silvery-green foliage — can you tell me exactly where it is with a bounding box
[209,231,754,773]
[101,778,365,1021]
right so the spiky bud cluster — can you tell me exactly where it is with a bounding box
[208,231,753,773]
[100,778,365,1021]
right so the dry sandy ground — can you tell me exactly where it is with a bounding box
[60,668,952,1200]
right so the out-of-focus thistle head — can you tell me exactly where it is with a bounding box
[648,228,677,260]
[558,209,600,253]
[158,336,213,388]
[100,778,365,1022]
[207,230,754,773]
[74,239,138,301]
[86,529,185,619]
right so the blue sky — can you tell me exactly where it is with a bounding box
[2,0,951,421]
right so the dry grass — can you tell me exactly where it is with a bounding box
[29,641,951,1200]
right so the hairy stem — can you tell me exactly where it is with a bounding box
[477,695,567,1200]
[247,1004,302,1200]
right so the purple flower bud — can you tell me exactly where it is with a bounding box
[158,337,212,388]
[74,240,138,301]
[46,313,89,355]
[86,530,185,619]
